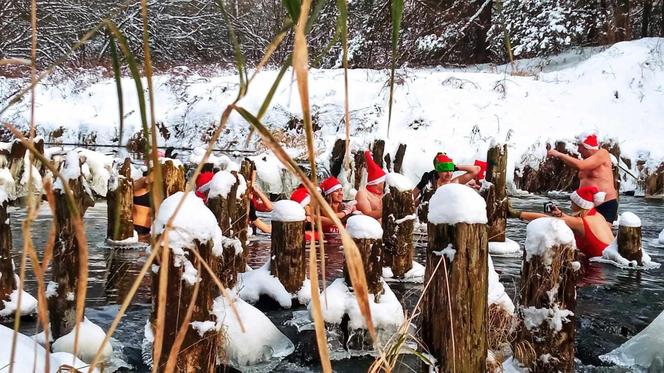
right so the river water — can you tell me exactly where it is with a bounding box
[5,195,664,372]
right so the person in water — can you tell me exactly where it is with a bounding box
[511,185,614,258]
[194,162,215,202]
[355,150,386,220]
[547,132,618,223]
[318,176,356,233]
[133,168,153,237]
[412,153,481,204]
[248,171,273,234]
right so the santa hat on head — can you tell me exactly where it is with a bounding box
[290,186,311,207]
[570,185,606,210]
[320,176,342,196]
[364,150,386,185]
[578,132,599,150]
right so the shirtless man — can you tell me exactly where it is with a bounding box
[355,150,386,219]
[412,153,481,204]
[547,133,618,223]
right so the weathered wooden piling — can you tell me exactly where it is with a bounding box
[393,144,407,174]
[484,144,508,242]
[345,215,384,296]
[207,171,244,287]
[233,159,253,270]
[421,184,488,373]
[329,139,346,178]
[151,192,221,372]
[513,218,577,372]
[372,139,385,169]
[48,152,95,340]
[416,187,436,224]
[0,201,16,314]
[353,151,365,190]
[617,212,643,265]
[107,158,134,241]
[270,200,306,293]
[382,173,415,278]
[160,159,185,197]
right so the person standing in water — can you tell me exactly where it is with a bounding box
[547,132,618,223]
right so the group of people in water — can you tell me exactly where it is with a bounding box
[131,132,619,260]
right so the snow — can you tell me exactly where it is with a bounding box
[591,238,661,270]
[77,148,113,197]
[346,215,383,240]
[251,153,286,194]
[521,305,574,332]
[46,281,59,298]
[0,288,38,317]
[382,261,425,283]
[188,146,228,169]
[106,230,139,245]
[51,317,113,363]
[1,324,96,373]
[489,237,521,255]
[153,191,223,257]
[236,261,310,308]
[207,170,237,199]
[0,168,16,204]
[618,211,641,228]
[53,151,82,192]
[660,228,664,245]
[524,217,575,266]
[190,320,217,337]
[385,172,414,192]
[271,200,306,222]
[427,184,487,225]
[488,255,515,314]
[600,309,664,372]
[313,278,404,330]
[433,244,457,262]
[212,294,294,367]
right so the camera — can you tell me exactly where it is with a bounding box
[544,202,557,213]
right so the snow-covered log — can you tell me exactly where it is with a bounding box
[617,212,643,265]
[346,215,384,296]
[422,184,489,373]
[270,201,306,294]
[513,218,577,372]
[48,151,94,340]
[382,173,415,279]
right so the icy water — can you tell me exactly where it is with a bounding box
[4,195,664,372]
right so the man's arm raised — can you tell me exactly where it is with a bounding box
[548,149,606,171]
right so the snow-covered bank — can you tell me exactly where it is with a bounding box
[2,39,663,192]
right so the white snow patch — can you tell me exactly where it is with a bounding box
[236,261,309,308]
[212,294,294,367]
[489,237,522,255]
[0,168,16,204]
[190,320,217,337]
[46,281,59,298]
[618,211,642,228]
[53,151,82,192]
[271,200,306,222]
[382,261,425,283]
[659,228,664,245]
[0,289,38,317]
[77,148,113,197]
[488,255,515,314]
[427,184,487,225]
[521,305,574,332]
[525,218,575,266]
[313,278,404,330]
[433,244,457,262]
[346,215,383,240]
[207,170,237,199]
[385,172,414,192]
[51,317,113,363]
[600,309,664,371]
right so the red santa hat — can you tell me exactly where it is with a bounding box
[290,186,311,207]
[320,176,342,196]
[578,132,599,150]
[570,185,606,210]
[364,150,386,185]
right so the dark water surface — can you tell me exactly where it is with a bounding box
[5,195,664,372]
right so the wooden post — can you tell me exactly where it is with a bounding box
[48,152,95,340]
[270,201,306,294]
[207,171,242,287]
[233,159,254,270]
[150,222,219,372]
[484,144,508,242]
[353,151,365,190]
[393,144,407,174]
[513,218,577,372]
[372,139,385,169]
[422,222,488,373]
[617,212,643,265]
[382,178,415,278]
[107,158,134,241]
[0,201,16,314]
[329,139,346,178]
[161,159,185,197]
[416,187,436,224]
[345,215,384,296]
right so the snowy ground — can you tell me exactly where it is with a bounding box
[1,39,664,193]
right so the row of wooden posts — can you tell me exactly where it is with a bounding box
[0,142,648,372]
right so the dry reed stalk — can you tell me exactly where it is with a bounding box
[488,304,515,352]
[307,226,332,373]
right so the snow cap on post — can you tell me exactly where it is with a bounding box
[364,150,386,185]
[577,132,599,150]
[272,200,306,222]
[385,172,414,192]
[427,184,488,225]
[207,171,237,199]
[525,218,575,265]
[320,176,342,196]
[618,211,641,228]
[153,191,224,256]
[346,215,383,240]
[570,185,605,210]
